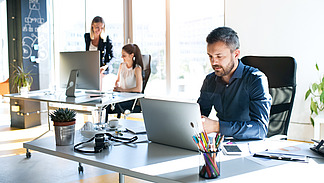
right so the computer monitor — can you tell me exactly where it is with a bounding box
[59,51,100,97]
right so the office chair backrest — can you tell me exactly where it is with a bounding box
[0,78,10,96]
[141,54,151,93]
[241,56,297,138]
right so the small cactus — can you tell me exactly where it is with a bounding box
[49,108,76,122]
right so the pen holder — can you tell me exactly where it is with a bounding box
[199,150,220,179]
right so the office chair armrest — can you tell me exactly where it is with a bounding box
[131,98,138,111]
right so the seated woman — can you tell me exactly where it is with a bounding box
[106,44,143,119]
[114,44,143,93]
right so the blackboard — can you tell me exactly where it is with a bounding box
[21,0,48,90]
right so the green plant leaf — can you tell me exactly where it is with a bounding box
[305,89,311,100]
[320,90,324,104]
[310,117,314,126]
[321,77,324,91]
[320,84,323,92]
[11,64,33,88]
[314,105,318,115]
[311,99,318,115]
[306,63,324,126]
[312,83,319,92]
[310,99,314,114]
[49,108,76,122]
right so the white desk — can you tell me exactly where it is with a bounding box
[5,90,144,146]
[23,119,324,183]
[4,89,144,108]
[5,89,144,121]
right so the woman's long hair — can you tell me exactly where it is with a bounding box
[122,44,143,69]
[90,16,106,40]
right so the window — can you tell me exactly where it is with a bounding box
[51,0,224,96]
[53,0,85,89]
[133,0,224,99]
[53,1,123,90]
[170,0,224,100]
[54,0,85,52]
[133,0,166,96]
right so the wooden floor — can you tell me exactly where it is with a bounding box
[0,98,150,183]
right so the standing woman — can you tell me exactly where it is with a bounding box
[106,44,143,119]
[84,16,113,75]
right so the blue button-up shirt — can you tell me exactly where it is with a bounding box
[197,61,272,140]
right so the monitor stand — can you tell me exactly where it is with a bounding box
[66,70,79,97]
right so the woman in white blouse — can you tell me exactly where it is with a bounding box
[113,44,143,93]
[105,44,144,119]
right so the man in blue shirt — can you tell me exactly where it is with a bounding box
[198,27,272,140]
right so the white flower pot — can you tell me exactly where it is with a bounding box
[19,86,29,96]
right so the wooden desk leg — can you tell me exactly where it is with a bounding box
[119,173,124,183]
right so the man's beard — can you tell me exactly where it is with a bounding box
[213,57,235,77]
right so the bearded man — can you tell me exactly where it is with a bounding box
[197,27,272,140]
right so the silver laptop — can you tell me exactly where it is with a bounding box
[140,98,203,151]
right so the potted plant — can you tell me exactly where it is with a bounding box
[49,108,77,145]
[11,64,33,95]
[305,63,324,126]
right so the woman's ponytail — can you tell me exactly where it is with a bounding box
[132,44,143,69]
[122,44,143,69]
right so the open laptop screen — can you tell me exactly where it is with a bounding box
[140,98,203,151]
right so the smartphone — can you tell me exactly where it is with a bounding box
[222,144,242,155]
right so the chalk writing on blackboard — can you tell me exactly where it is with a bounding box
[22,0,48,63]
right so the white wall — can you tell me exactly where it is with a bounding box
[225,0,324,141]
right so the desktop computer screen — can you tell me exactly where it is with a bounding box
[59,51,100,96]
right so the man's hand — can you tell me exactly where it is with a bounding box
[201,115,220,134]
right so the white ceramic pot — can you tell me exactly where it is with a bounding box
[18,86,29,96]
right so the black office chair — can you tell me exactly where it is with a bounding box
[105,54,151,121]
[241,56,297,138]
[140,55,152,95]
[128,54,151,113]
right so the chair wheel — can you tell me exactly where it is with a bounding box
[26,152,31,158]
[78,166,83,174]
[78,163,84,174]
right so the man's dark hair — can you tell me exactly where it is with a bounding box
[206,27,240,52]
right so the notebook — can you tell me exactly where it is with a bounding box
[140,98,203,151]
